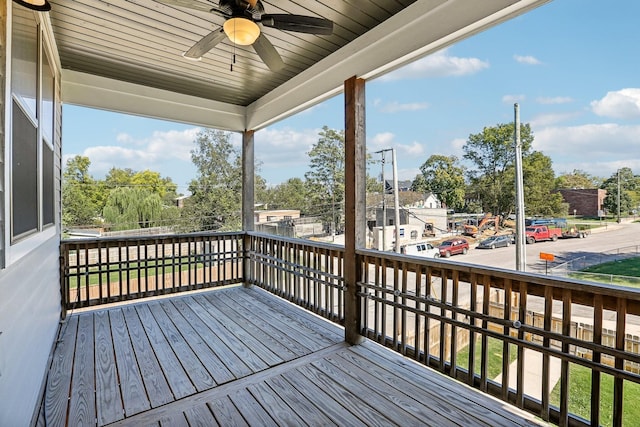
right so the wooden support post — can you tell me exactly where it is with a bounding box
[242,130,255,287]
[344,76,366,345]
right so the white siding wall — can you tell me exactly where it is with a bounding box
[0,4,63,424]
[0,237,61,426]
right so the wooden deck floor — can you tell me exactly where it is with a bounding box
[39,286,547,426]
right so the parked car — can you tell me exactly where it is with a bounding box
[401,242,440,258]
[437,238,469,257]
[477,235,513,249]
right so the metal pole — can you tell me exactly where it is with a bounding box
[392,148,401,253]
[514,104,526,271]
[381,152,386,251]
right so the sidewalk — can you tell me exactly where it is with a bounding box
[495,348,562,401]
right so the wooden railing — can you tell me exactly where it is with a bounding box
[246,232,345,324]
[59,231,640,426]
[356,248,640,427]
[60,232,244,314]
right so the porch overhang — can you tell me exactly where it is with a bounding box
[55,0,551,132]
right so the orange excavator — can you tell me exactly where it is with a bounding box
[463,214,500,238]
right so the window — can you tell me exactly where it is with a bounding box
[43,141,54,226]
[12,100,38,238]
[9,7,57,247]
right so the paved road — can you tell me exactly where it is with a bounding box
[454,220,640,332]
[459,220,639,274]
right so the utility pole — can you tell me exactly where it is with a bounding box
[380,152,386,251]
[514,104,526,271]
[376,148,401,252]
[391,148,401,253]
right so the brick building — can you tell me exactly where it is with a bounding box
[557,189,607,217]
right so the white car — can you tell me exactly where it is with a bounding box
[401,242,440,258]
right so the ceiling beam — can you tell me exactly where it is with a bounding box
[61,70,246,131]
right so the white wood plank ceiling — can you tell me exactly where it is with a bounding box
[45,0,551,131]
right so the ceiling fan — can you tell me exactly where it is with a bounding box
[157,0,334,71]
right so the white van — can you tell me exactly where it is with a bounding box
[401,242,440,258]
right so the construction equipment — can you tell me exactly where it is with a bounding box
[463,214,501,238]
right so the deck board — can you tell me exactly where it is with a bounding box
[147,301,216,392]
[41,286,548,427]
[121,305,174,408]
[68,313,96,426]
[135,303,196,399]
[110,309,151,416]
[44,315,78,426]
[94,310,124,425]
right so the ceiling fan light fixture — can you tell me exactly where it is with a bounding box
[13,0,51,11]
[223,17,260,46]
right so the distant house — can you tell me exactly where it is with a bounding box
[254,210,323,238]
[556,189,607,217]
[370,192,447,249]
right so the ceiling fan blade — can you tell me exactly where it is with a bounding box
[252,34,285,71]
[260,14,333,35]
[184,29,226,59]
[155,0,232,16]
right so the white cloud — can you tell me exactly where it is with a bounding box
[502,94,526,104]
[84,145,155,177]
[534,123,640,162]
[534,123,640,177]
[536,96,573,105]
[591,88,640,119]
[254,127,320,172]
[514,54,542,65]
[378,101,429,113]
[381,49,489,81]
[450,138,467,154]
[367,132,425,157]
[116,132,135,144]
[529,111,581,127]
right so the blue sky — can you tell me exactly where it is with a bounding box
[63,0,640,195]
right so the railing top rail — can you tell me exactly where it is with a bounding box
[61,230,245,246]
[247,231,346,253]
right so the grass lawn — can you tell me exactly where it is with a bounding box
[456,336,517,379]
[583,257,640,277]
[569,258,640,289]
[550,363,640,425]
[67,257,210,289]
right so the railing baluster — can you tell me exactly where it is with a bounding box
[517,281,528,409]
[541,284,552,418]
[559,289,572,427]
[501,278,512,400]
[591,294,603,426]
[614,298,627,427]
[439,268,449,373]
[480,274,490,392]
[468,272,477,386]
[450,270,460,378]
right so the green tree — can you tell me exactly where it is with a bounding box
[185,129,243,231]
[418,154,466,210]
[601,167,636,218]
[263,177,310,212]
[102,187,163,230]
[62,155,101,226]
[105,167,135,188]
[523,151,566,216]
[463,123,534,215]
[555,169,602,189]
[305,126,345,232]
